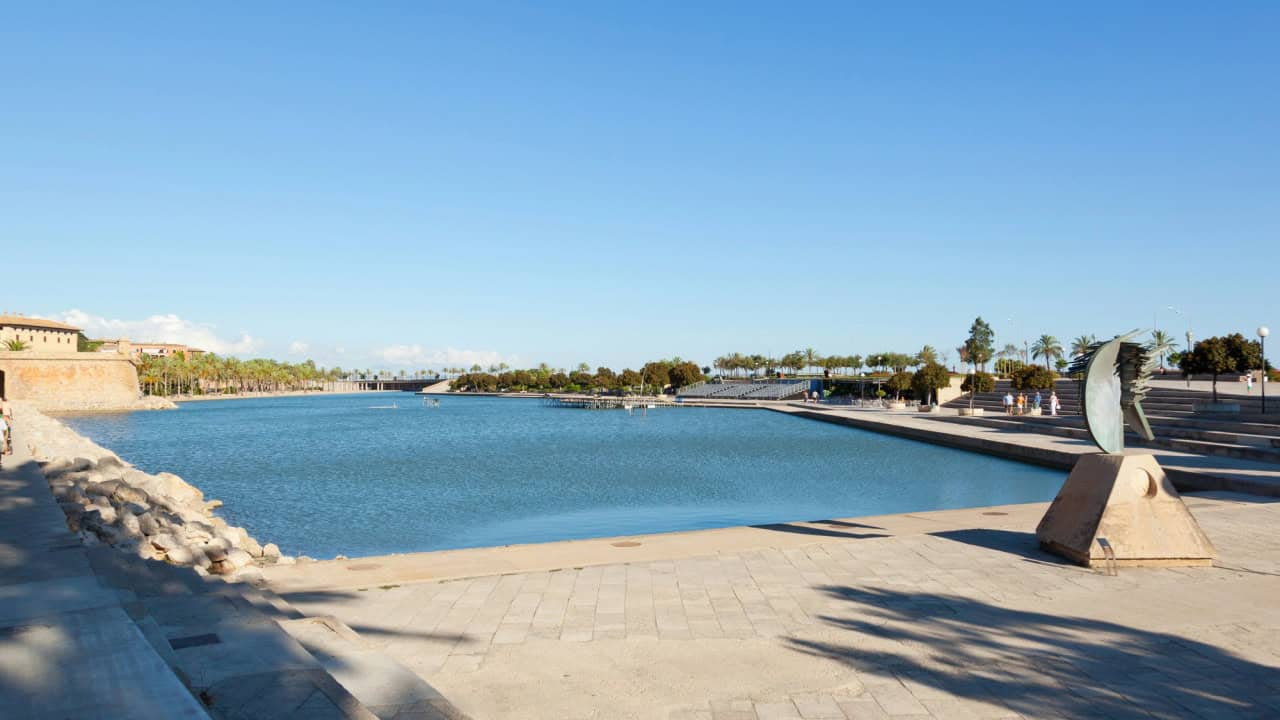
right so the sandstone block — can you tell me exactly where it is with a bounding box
[112,484,148,506]
[165,546,196,565]
[119,511,142,538]
[136,512,160,536]
[262,543,281,560]
[225,549,254,569]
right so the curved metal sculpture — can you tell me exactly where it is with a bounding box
[1067,330,1158,454]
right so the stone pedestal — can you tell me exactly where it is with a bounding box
[1036,453,1215,567]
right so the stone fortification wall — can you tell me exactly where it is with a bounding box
[15,402,296,580]
[0,352,163,411]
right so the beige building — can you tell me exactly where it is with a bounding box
[0,314,81,354]
[97,340,205,361]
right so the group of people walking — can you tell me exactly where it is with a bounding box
[1003,389,1061,416]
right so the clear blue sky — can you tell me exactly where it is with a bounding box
[4,2,1277,371]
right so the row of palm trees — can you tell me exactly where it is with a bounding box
[138,353,344,396]
[990,331,1179,374]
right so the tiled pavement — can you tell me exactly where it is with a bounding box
[282,495,1280,719]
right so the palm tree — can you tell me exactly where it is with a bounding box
[1071,335,1097,358]
[3,339,30,351]
[917,345,938,366]
[803,348,818,376]
[1031,335,1063,370]
[1149,330,1176,370]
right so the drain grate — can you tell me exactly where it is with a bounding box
[169,633,221,650]
[611,541,641,548]
[982,511,1009,516]
[346,563,381,571]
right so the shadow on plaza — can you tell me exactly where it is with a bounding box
[753,520,888,540]
[787,584,1280,717]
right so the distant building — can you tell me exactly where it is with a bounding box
[0,314,81,354]
[96,340,205,361]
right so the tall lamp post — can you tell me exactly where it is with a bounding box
[1185,329,1194,388]
[1260,326,1269,414]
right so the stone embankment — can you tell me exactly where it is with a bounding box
[16,402,294,581]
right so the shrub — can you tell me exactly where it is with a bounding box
[911,363,951,405]
[1010,365,1057,391]
[961,371,995,410]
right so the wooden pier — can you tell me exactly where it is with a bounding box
[543,395,680,410]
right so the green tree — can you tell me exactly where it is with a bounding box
[1179,334,1262,402]
[76,332,103,352]
[803,348,819,375]
[910,362,951,405]
[916,345,939,366]
[668,361,705,390]
[884,371,913,400]
[1071,335,1098,358]
[1031,335,1063,370]
[3,339,30,351]
[1149,330,1176,371]
[1055,357,1069,373]
[964,317,995,372]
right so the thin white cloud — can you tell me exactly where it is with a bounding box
[54,309,262,355]
[287,340,310,356]
[377,344,511,368]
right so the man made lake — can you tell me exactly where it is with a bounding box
[62,394,1065,559]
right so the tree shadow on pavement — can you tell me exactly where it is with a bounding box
[787,584,1280,718]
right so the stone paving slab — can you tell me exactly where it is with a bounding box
[0,425,211,720]
[279,493,1280,719]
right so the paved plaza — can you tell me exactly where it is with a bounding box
[275,492,1280,719]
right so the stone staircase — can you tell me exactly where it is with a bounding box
[84,524,469,720]
[946,378,1276,419]
[939,377,1280,464]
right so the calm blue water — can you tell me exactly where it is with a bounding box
[61,395,1064,559]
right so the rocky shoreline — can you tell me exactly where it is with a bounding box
[17,402,298,581]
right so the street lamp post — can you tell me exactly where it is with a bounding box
[1260,326,1269,414]
[1185,329,1194,388]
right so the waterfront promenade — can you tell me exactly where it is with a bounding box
[0,432,208,718]
[771,404,1280,498]
[268,492,1280,719]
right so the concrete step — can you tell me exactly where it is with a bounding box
[280,615,469,720]
[86,547,383,719]
[935,414,1280,464]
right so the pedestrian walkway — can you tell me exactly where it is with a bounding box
[273,493,1280,719]
[0,425,209,719]
[779,404,1280,497]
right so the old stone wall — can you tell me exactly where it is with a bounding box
[0,352,143,411]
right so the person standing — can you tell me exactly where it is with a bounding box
[0,396,11,458]
[1049,391,1061,416]
[1033,390,1042,412]
[1247,374,1254,393]
[1016,392,1026,415]
[1003,391,1014,415]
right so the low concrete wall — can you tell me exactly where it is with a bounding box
[0,352,142,411]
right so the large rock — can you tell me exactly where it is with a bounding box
[136,512,160,536]
[224,549,254,569]
[150,534,181,552]
[262,543,281,560]
[112,484,148,506]
[88,499,117,520]
[119,511,142,539]
[85,479,122,498]
[165,545,196,566]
